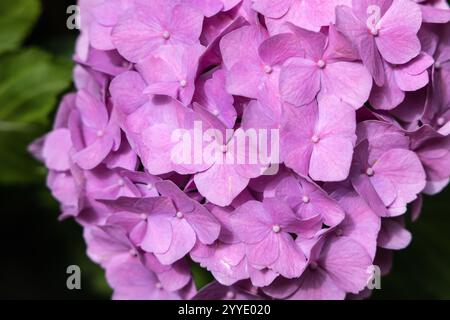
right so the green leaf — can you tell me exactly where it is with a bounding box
[0,48,72,184]
[0,0,41,54]
[191,262,214,290]
[0,48,72,123]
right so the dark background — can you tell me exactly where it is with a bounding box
[0,0,449,300]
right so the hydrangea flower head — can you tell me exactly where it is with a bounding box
[31,0,450,300]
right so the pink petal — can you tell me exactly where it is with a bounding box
[226,61,267,99]
[373,149,426,206]
[246,232,280,267]
[141,216,173,254]
[320,237,372,294]
[220,25,267,70]
[336,190,381,259]
[43,129,72,171]
[109,71,147,115]
[335,5,385,86]
[194,163,250,206]
[369,62,405,110]
[76,90,108,129]
[378,218,412,250]
[169,4,204,44]
[73,136,114,170]
[252,0,293,18]
[280,58,320,106]
[320,61,373,108]
[376,0,422,64]
[270,234,307,278]
[155,218,197,265]
[310,137,355,182]
[230,201,272,244]
[289,268,346,300]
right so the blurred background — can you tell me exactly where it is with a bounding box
[0,0,449,300]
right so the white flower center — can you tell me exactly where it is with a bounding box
[176,211,184,219]
[263,65,273,74]
[366,167,375,177]
[162,30,170,40]
[302,195,310,204]
[96,130,104,137]
[311,135,320,144]
[437,117,445,126]
[272,225,281,233]
[317,60,326,69]
[179,79,187,88]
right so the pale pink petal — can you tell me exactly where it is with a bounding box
[376,0,422,64]
[194,164,250,206]
[320,237,372,294]
[289,268,346,300]
[378,218,412,250]
[155,218,197,265]
[42,129,72,171]
[252,0,293,18]
[280,58,320,106]
[320,61,373,108]
[310,137,355,182]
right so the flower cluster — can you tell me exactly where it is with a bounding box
[31,0,450,300]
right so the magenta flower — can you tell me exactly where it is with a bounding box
[279,25,372,108]
[137,44,205,104]
[281,96,357,182]
[109,82,209,174]
[101,181,220,265]
[155,180,221,245]
[102,197,192,265]
[351,121,426,216]
[230,198,314,278]
[85,225,194,299]
[336,0,423,86]
[112,0,204,63]
[370,53,434,110]
[220,25,300,99]
[194,68,237,128]
[70,90,121,170]
[88,0,135,51]
[273,176,345,227]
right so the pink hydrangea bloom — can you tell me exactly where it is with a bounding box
[31,0,450,300]
[336,0,423,86]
